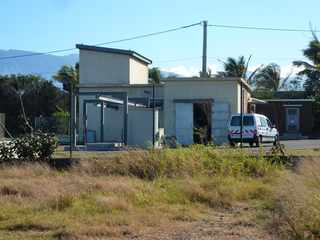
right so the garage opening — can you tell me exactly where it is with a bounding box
[193,101,212,144]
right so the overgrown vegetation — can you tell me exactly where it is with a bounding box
[270,158,320,239]
[0,146,281,239]
[0,145,318,239]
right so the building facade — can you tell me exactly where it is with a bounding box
[255,99,314,139]
[76,44,252,148]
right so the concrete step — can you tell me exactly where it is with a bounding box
[65,142,124,151]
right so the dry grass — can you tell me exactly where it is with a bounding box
[269,157,320,239]
[0,146,283,239]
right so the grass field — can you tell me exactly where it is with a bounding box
[0,145,319,239]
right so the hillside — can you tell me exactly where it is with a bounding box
[0,49,181,81]
[0,49,78,80]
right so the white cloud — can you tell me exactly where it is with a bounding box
[161,65,199,77]
[161,64,220,77]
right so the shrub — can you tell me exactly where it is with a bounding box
[0,131,58,163]
[0,141,16,163]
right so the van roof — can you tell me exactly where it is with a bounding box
[230,113,267,118]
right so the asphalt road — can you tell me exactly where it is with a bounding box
[242,139,320,150]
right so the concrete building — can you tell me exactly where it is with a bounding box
[76,44,252,148]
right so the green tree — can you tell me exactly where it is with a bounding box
[0,74,65,136]
[148,67,161,84]
[253,63,290,92]
[222,56,247,78]
[293,33,320,96]
[217,56,260,85]
[53,63,79,93]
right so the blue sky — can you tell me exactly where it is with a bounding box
[2,0,320,76]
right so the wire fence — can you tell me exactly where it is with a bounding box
[34,116,70,144]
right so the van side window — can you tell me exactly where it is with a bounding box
[266,119,272,127]
[243,116,254,126]
[260,117,267,127]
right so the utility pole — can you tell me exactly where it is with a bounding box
[201,20,208,77]
[152,82,155,148]
[240,81,243,148]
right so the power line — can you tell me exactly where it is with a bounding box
[208,24,320,33]
[0,22,202,61]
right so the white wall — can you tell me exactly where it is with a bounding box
[79,50,130,85]
[129,58,149,84]
[128,108,157,147]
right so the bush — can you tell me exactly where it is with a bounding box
[0,141,16,163]
[0,132,58,163]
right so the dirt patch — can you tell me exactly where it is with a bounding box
[118,205,274,240]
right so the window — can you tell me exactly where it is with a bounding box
[243,116,254,126]
[230,116,254,126]
[230,116,241,126]
[259,117,267,127]
[266,119,272,127]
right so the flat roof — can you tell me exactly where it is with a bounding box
[264,99,314,102]
[162,77,252,93]
[76,44,152,65]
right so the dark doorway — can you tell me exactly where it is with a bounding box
[193,101,211,144]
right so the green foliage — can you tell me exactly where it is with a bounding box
[148,67,161,83]
[293,33,320,96]
[0,132,58,163]
[0,141,16,162]
[253,63,290,91]
[83,145,281,180]
[53,63,79,93]
[0,74,67,136]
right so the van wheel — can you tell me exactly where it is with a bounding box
[229,141,235,147]
[249,142,254,148]
[256,136,262,147]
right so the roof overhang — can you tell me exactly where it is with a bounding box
[76,44,152,65]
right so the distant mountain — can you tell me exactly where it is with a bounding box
[0,49,78,81]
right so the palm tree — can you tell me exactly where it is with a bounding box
[148,67,161,84]
[217,56,261,86]
[221,56,246,78]
[53,63,79,93]
[253,63,290,92]
[293,32,320,96]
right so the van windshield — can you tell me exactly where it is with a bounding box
[230,116,254,126]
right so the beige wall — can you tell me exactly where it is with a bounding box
[129,58,149,84]
[79,50,149,85]
[79,49,130,85]
[163,79,239,137]
[236,82,251,113]
[0,113,5,139]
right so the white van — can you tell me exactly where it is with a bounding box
[228,113,279,147]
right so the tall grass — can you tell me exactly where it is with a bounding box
[78,145,280,180]
[271,158,320,239]
[0,145,282,239]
